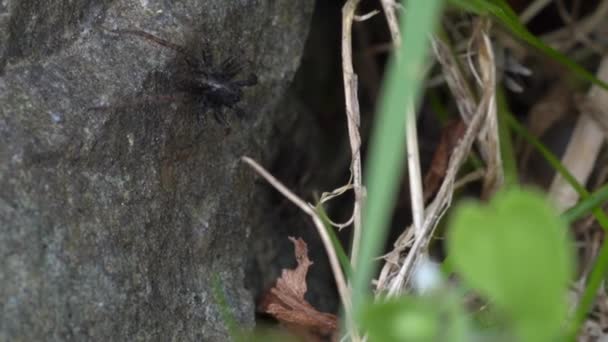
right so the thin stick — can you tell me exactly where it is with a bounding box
[541,0,608,51]
[520,0,554,24]
[405,103,425,237]
[379,0,402,45]
[241,157,358,340]
[342,0,365,268]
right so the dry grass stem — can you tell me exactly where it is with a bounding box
[431,21,502,184]
[354,10,380,22]
[454,169,486,190]
[241,157,357,340]
[375,228,415,290]
[473,19,503,198]
[520,0,554,24]
[548,55,608,211]
[376,20,498,295]
[406,103,425,237]
[379,0,402,45]
[387,91,493,295]
[542,0,608,51]
[318,181,356,229]
[430,36,477,123]
[342,0,365,268]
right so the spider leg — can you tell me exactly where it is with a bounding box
[202,50,213,67]
[213,110,230,127]
[219,57,242,78]
[100,26,200,68]
[233,73,258,87]
[87,94,183,112]
[200,39,214,66]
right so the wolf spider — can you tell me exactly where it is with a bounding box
[99,27,258,125]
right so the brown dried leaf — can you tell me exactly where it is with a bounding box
[259,237,338,339]
[423,119,467,202]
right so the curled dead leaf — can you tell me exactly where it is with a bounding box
[258,237,338,340]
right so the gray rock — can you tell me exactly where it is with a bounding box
[0,0,313,340]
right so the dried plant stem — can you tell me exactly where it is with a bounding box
[549,56,608,211]
[241,157,359,341]
[379,0,402,45]
[377,21,498,295]
[342,0,365,268]
[406,103,425,236]
[474,19,503,197]
[542,0,608,51]
[391,91,493,294]
[520,0,554,24]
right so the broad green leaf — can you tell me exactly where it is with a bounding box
[447,189,574,342]
[360,295,469,342]
[448,0,608,91]
[506,113,608,339]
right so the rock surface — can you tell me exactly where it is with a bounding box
[0,0,313,340]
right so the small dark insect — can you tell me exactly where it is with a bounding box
[99,27,257,125]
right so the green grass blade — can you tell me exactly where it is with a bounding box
[563,184,608,223]
[496,88,518,187]
[504,113,585,195]
[571,240,608,339]
[353,0,444,320]
[315,204,354,280]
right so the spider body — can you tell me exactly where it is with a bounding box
[176,67,257,117]
[101,27,257,125]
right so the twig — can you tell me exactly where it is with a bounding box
[542,0,608,51]
[406,103,425,237]
[241,157,358,340]
[379,0,402,45]
[342,0,365,269]
[520,0,554,24]
[354,10,380,22]
[473,19,503,198]
[454,169,486,190]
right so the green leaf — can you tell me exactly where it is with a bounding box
[360,295,469,342]
[448,0,608,91]
[447,189,574,342]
